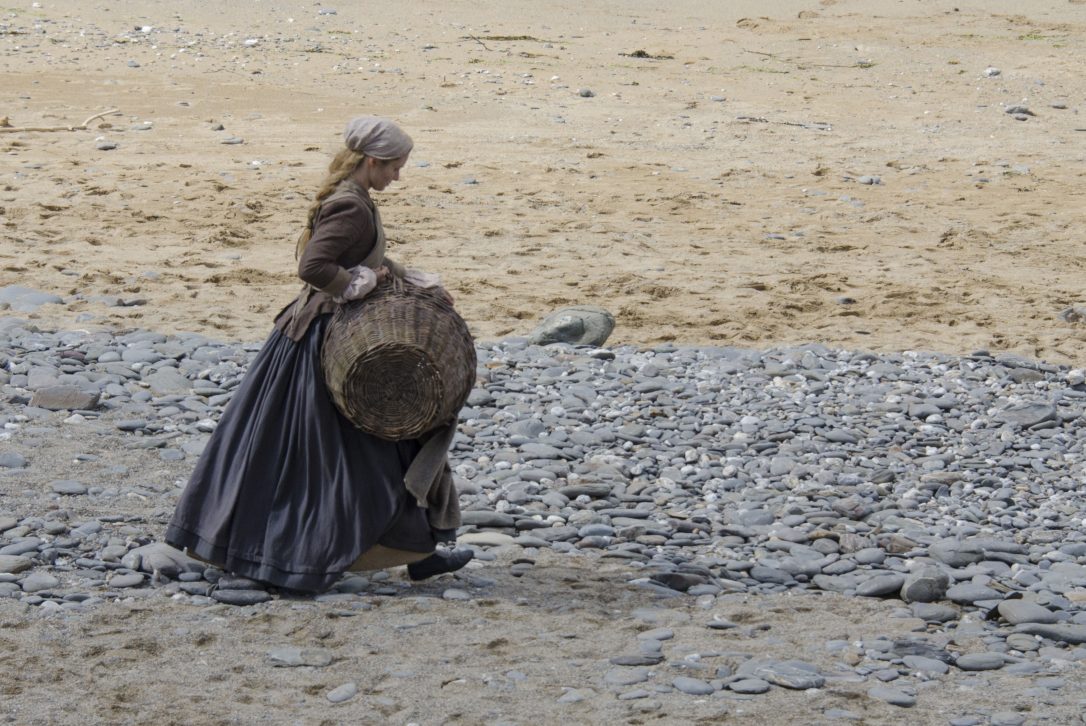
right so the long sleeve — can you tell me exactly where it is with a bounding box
[298,196,377,296]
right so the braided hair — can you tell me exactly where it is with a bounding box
[295,147,366,258]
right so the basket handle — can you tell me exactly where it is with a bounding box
[390,273,406,295]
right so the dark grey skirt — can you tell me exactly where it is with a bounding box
[165,314,448,593]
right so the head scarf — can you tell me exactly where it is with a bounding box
[343,116,413,159]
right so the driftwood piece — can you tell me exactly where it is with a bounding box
[0,108,121,134]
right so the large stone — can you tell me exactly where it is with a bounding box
[900,565,949,603]
[868,685,916,708]
[928,540,985,569]
[995,402,1057,428]
[144,367,192,395]
[29,385,100,411]
[528,306,615,346]
[996,599,1059,625]
[955,653,1005,671]
[1014,623,1086,645]
[0,285,64,312]
[856,573,906,597]
[0,555,33,574]
[737,659,825,689]
[0,453,27,469]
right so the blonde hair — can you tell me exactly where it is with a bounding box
[295,147,367,258]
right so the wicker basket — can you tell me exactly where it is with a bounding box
[321,278,476,440]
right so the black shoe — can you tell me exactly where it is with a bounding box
[407,548,475,581]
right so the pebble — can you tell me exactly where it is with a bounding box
[267,646,333,667]
[955,652,1005,671]
[672,676,714,695]
[210,589,271,606]
[0,554,34,574]
[728,678,770,694]
[996,599,1058,625]
[50,480,88,496]
[109,572,144,588]
[20,572,59,593]
[867,685,917,707]
[326,682,358,703]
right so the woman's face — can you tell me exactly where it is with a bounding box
[367,155,408,191]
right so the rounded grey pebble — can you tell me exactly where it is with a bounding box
[326,682,358,703]
[955,652,1004,671]
[867,685,916,707]
[211,589,271,606]
[109,573,145,588]
[728,679,770,694]
[672,676,714,695]
[51,480,87,496]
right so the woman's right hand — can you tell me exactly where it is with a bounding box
[333,265,380,303]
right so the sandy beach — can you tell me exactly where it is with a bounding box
[2,0,1084,362]
[3,1,1086,724]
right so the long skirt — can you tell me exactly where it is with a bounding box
[165,314,446,593]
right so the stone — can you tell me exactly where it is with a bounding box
[268,646,334,667]
[460,511,515,528]
[856,573,906,597]
[739,660,824,690]
[144,368,192,395]
[29,385,99,411]
[0,453,27,469]
[955,653,1004,671]
[51,480,87,496]
[1014,623,1086,645]
[672,676,714,695]
[528,306,615,346]
[996,599,1058,625]
[109,573,145,588]
[900,565,949,603]
[0,286,63,312]
[610,655,664,666]
[728,679,770,694]
[211,589,272,606]
[326,682,358,703]
[0,556,33,574]
[902,655,949,675]
[995,402,1056,428]
[909,603,959,623]
[867,685,916,707]
[946,582,1001,605]
[458,532,517,547]
[928,540,984,568]
[20,572,59,593]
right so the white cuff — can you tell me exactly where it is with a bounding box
[334,266,378,302]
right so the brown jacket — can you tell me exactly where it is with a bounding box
[274,180,403,341]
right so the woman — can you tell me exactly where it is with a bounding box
[165,116,473,592]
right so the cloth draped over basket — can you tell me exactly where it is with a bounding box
[322,278,476,527]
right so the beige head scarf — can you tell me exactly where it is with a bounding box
[343,116,413,159]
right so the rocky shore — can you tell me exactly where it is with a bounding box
[2,316,1085,724]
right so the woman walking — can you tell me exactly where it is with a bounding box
[165,116,473,592]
